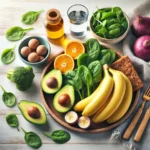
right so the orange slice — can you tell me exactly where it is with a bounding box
[65,40,85,59]
[54,54,74,74]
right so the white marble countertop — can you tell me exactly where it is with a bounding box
[0,0,146,150]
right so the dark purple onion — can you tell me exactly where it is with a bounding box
[132,15,150,37]
[134,35,150,61]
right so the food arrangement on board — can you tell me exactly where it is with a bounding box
[0,3,149,148]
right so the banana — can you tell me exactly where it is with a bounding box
[97,93,112,113]
[73,79,104,112]
[107,72,133,123]
[92,68,126,123]
[78,116,91,129]
[82,65,114,116]
[73,95,94,112]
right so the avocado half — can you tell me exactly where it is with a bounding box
[18,100,47,125]
[53,85,75,113]
[42,69,62,94]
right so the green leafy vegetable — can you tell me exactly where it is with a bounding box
[78,65,93,97]
[109,50,116,64]
[6,26,33,41]
[91,7,128,39]
[88,60,102,83]
[0,85,16,107]
[1,45,16,64]
[101,11,115,20]
[22,9,43,24]
[77,53,89,67]
[43,130,70,144]
[6,113,19,130]
[99,49,116,65]
[85,38,101,62]
[64,70,83,99]
[7,66,35,91]
[99,49,111,65]
[22,128,42,149]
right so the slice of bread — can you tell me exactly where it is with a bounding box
[110,56,144,91]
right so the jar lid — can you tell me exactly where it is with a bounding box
[46,9,61,23]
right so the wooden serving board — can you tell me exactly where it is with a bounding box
[40,49,140,133]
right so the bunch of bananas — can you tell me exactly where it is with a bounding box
[73,64,133,123]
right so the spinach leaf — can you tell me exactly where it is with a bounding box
[6,26,33,41]
[1,45,16,64]
[112,7,123,20]
[108,23,120,30]
[22,9,43,24]
[99,49,116,65]
[22,128,42,149]
[64,70,83,99]
[85,38,101,62]
[99,49,111,65]
[78,66,93,96]
[107,18,120,27]
[96,27,108,38]
[108,28,120,37]
[0,85,16,107]
[101,12,115,20]
[96,11,101,20]
[43,130,70,144]
[121,20,128,30]
[77,53,89,67]
[6,113,19,131]
[88,60,102,83]
[6,114,18,126]
[109,50,116,64]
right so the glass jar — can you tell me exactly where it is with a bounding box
[45,9,65,44]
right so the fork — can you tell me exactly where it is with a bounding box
[123,84,150,140]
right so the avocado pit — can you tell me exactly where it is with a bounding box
[27,106,40,119]
[58,94,70,107]
[46,77,58,88]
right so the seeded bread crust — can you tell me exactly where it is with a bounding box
[110,56,144,91]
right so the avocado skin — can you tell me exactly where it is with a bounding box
[18,100,47,125]
[42,69,62,94]
[53,85,75,113]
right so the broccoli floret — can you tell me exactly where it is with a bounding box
[7,66,35,91]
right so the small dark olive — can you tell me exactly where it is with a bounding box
[58,94,70,107]
[46,77,58,88]
[27,106,40,119]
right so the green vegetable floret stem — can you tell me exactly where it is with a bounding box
[7,66,35,91]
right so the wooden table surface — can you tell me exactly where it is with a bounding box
[0,0,146,150]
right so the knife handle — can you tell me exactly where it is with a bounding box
[134,107,150,142]
[123,101,145,140]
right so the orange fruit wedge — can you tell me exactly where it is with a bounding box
[65,41,85,59]
[54,54,74,74]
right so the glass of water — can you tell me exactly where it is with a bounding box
[67,4,89,38]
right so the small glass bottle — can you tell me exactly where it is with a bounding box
[45,9,65,45]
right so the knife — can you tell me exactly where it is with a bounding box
[134,107,150,142]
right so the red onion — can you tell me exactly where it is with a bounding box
[132,15,150,37]
[134,35,150,61]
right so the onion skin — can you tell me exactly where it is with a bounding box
[134,35,150,61]
[132,15,150,37]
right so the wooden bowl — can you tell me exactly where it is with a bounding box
[40,49,140,133]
